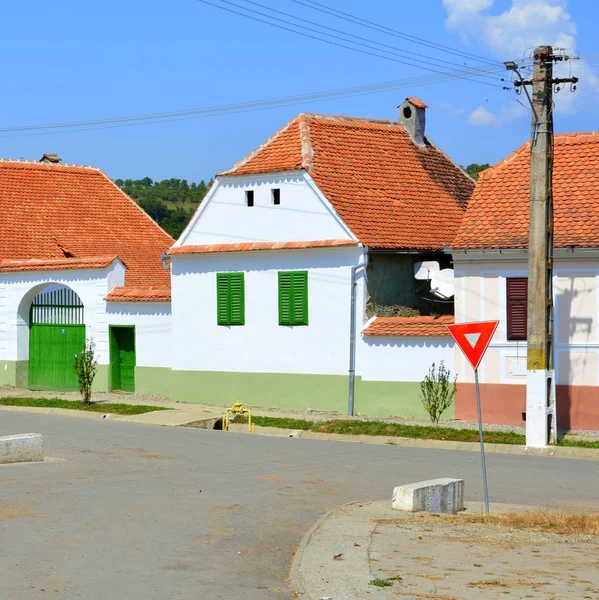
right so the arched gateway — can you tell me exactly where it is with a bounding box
[28,285,85,391]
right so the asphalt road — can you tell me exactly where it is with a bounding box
[1,412,598,599]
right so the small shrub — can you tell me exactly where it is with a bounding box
[369,578,393,588]
[420,361,456,425]
[73,338,98,405]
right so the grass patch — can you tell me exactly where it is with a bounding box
[312,420,526,445]
[557,437,599,449]
[249,415,313,430]
[230,415,599,449]
[0,397,170,416]
[369,578,394,588]
[464,508,599,536]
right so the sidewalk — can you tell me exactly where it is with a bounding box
[290,500,599,599]
[2,385,599,460]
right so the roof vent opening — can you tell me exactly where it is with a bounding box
[39,154,62,164]
[398,97,427,147]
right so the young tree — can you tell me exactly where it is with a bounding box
[420,361,456,425]
[73,338,98,405]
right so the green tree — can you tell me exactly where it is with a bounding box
[464,163,490,180]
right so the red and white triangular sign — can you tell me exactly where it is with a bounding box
[446,320,499,371]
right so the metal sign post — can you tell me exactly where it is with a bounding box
[447,320,499,515]
[474,368,490,513]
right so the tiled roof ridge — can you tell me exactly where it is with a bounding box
[478,131,599,183]
[298,113,314,171]
[423,135,476,192]
[302,113,405,126]
[0,158,100,170]
[363,314,454,337]
[220,115,302,175]
[96,169,175,243]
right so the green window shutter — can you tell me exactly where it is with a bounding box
[229,273,245,325]
[279,271,308,326]
[217,273,245,326]
[292,271,308,325]
[279,272,293,325]
[217,273,231,325]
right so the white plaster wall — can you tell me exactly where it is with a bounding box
[358,336,455,382]
[106,303,171,368]
[0,260,125,366]
[171,247,363,375]
[453,255,599,387]
[177,173,353,246]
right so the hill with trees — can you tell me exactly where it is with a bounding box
[115,177,212,238]
[463,163,490,180]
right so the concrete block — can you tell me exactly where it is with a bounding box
[392,478,464,514]
[0,433,44,464]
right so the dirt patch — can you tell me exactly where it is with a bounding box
[0,503,45,521]
[370,513,599,599]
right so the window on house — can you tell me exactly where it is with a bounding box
[272,188,281,205]
[278,271,308,326]
[245,190,254,207]
[506,277,527,341]
[217,273,245,326]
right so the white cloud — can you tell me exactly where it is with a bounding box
[442,0,598,115]
[468,101,527,127]
[469,106,498,126]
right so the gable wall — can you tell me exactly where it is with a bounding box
[179,173,353,246]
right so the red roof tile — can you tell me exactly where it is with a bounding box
[406,97,428,109]
[363,315,454,337]
[452,132,599,249]
[0,255,118,273]
[105,286,171,302]
[169,239,357,255]
[220,112,474,250]
[0,159,173,296]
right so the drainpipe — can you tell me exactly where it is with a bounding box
[348,248,368,416]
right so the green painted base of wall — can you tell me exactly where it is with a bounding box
[135,367,172,397]
[164,370,452,420]
[92,364,110,393]
[0,361,454,421]
[0,361,29,388]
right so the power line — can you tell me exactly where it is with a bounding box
[293,0,502,67]
[0,69,507,138]
[239,0,501,81]
[198,0,506,88]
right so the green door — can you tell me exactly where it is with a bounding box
[110,327,136,392]
[29,324,85,391]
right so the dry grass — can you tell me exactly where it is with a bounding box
[464,508,599,536]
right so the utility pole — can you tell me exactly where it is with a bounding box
[507,47,577,447]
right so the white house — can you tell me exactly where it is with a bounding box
[0,156,173,395]
[168,99,474,417]
[450,132,599,431]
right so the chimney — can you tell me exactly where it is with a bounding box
[398,97,427,147]
[39,153,62,164]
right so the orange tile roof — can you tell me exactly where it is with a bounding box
[363,315,454,337]
[220,112,474,250]
[452,132,599,249]
[105,286,171,302]
[0,159,173,299]
[169,239,358,255]
[406,97,428,109]
[0,255,118,273]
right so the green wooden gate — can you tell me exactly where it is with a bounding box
[109,326,136,392]
[29,287,85,391]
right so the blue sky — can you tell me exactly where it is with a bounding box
[1,0,598,182]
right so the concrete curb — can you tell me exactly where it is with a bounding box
[0,433,43,464]
[289,501,368,599]
[246,426,599,461]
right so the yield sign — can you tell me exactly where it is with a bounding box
[446,320,499,370]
